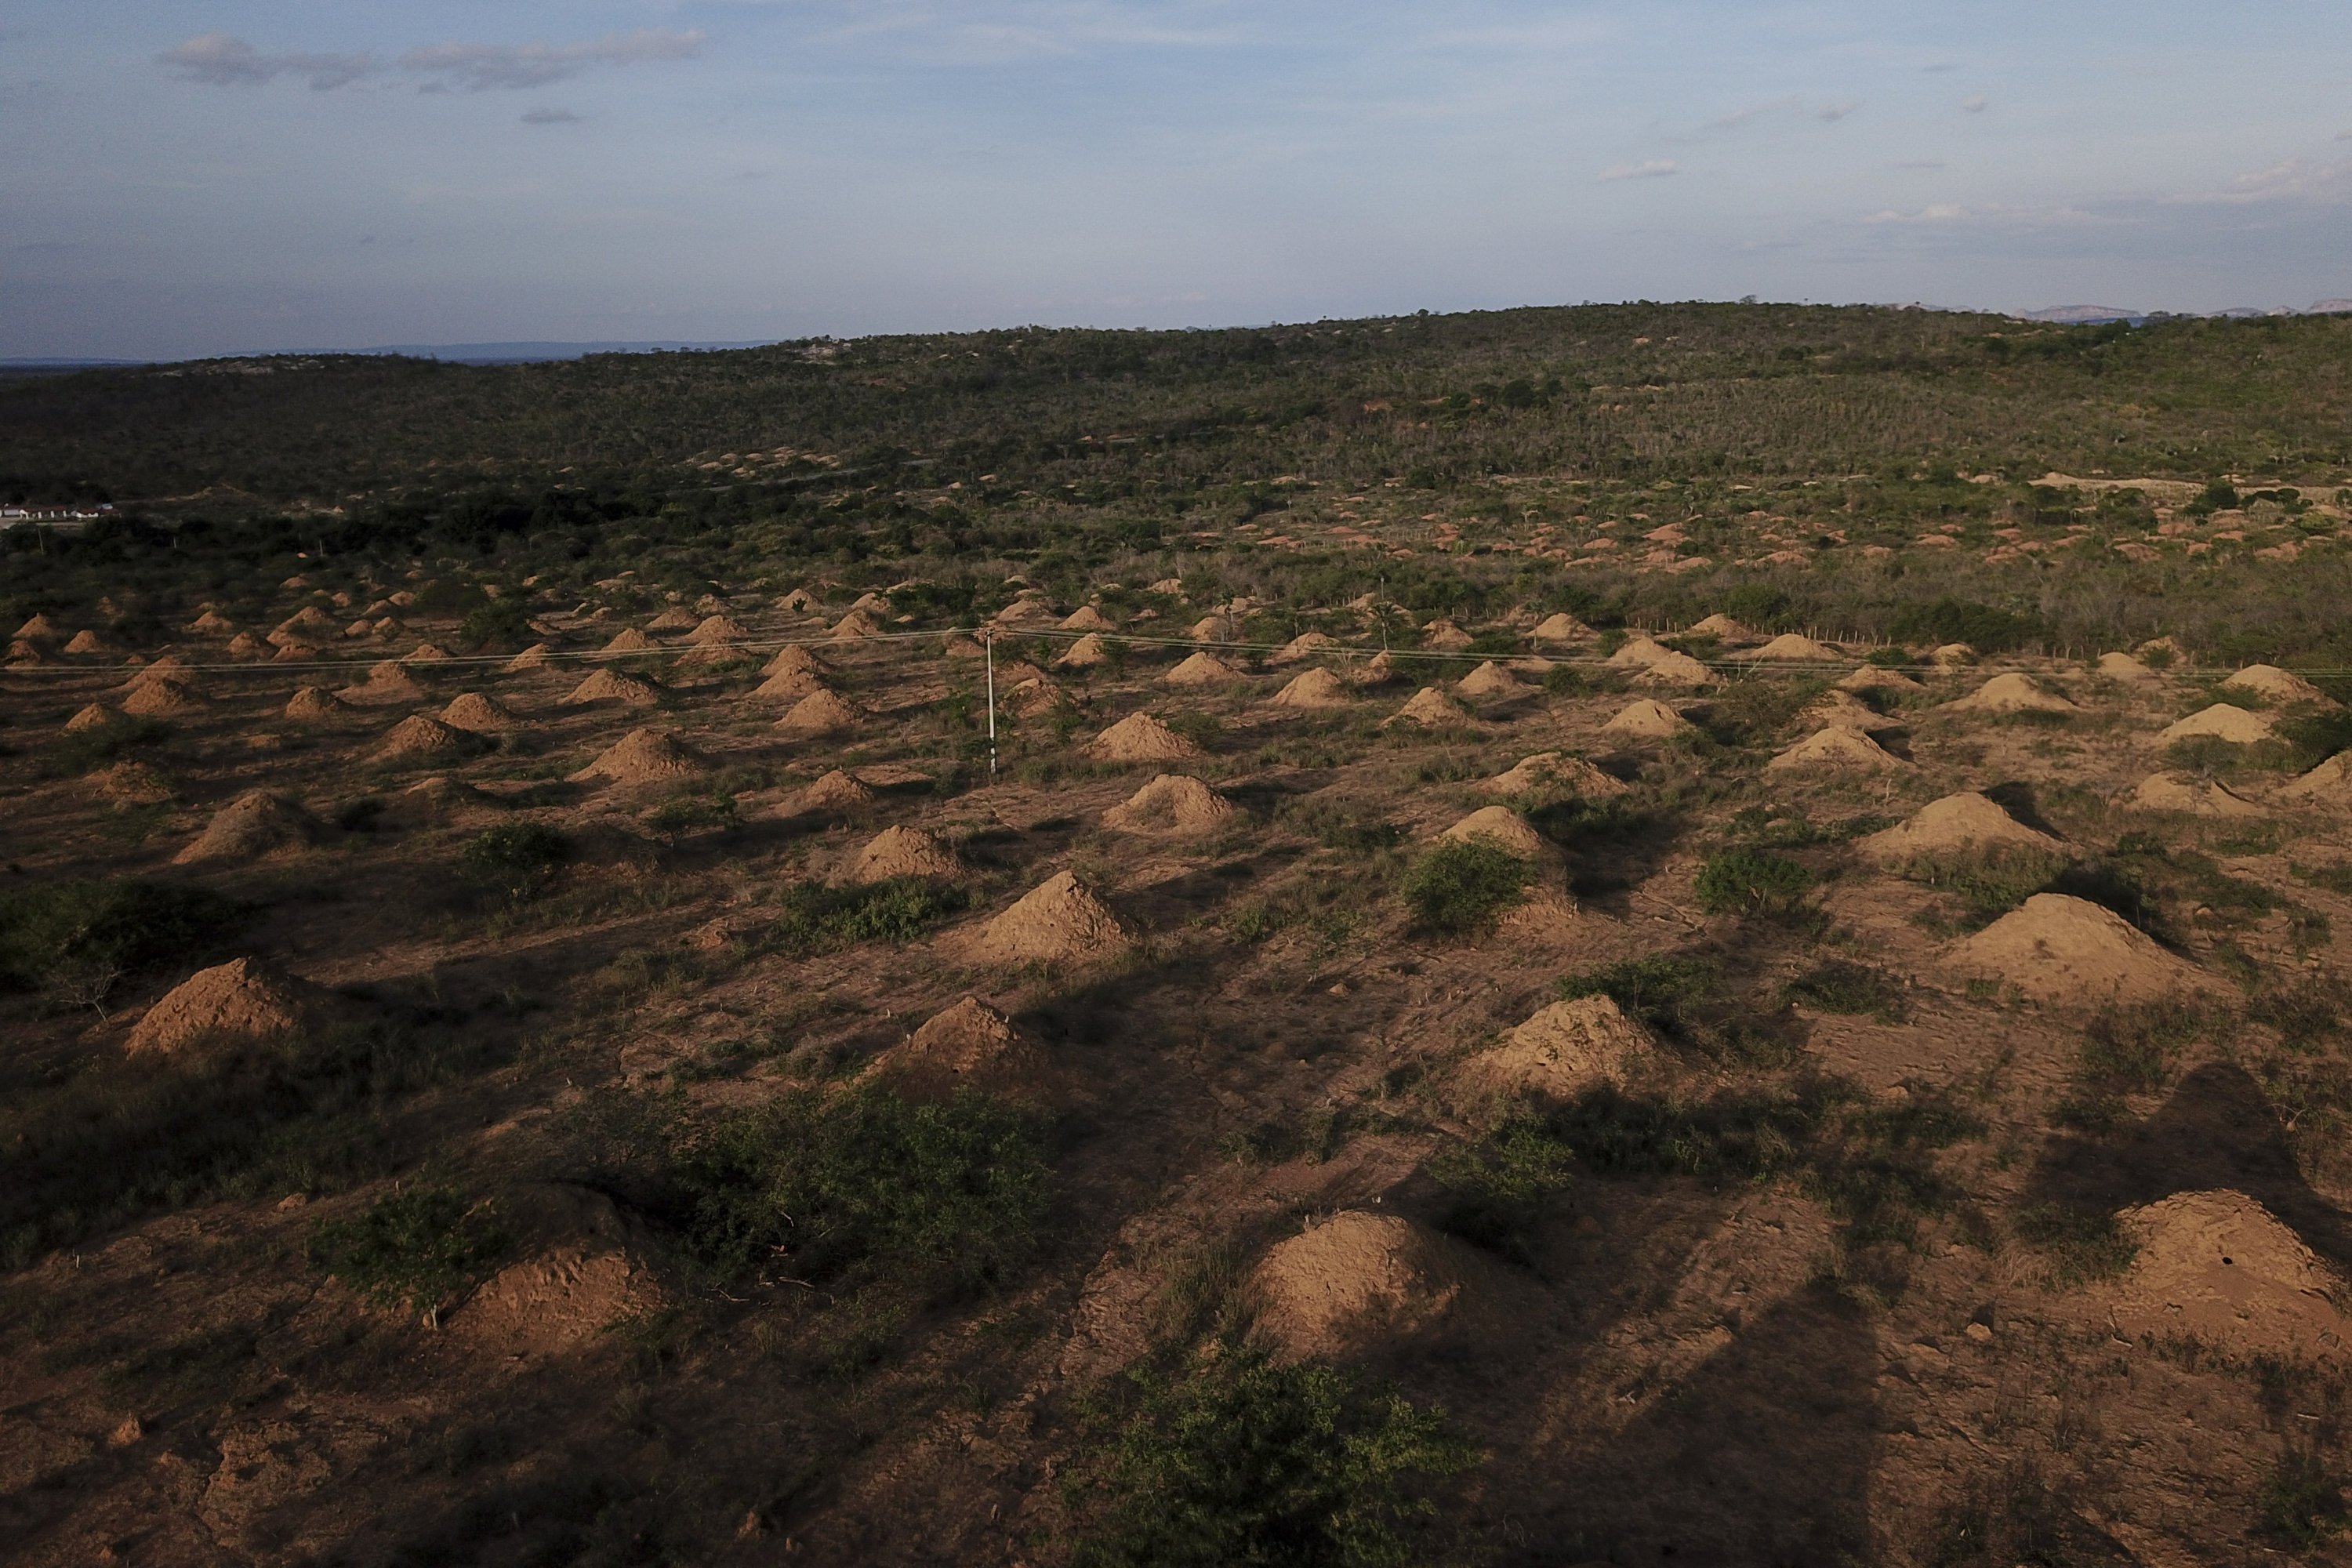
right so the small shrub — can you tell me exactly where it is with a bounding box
[1428,1118,1576,1258]
[1890,845,2068,920]
[458,597,533,651]
[1693,847,1815,916]
[644,790,739,840]
[1785,960,1909,1022]
[665,1085,1047,1294]
[1166,711,1224,749]
[1400,840,1531,934]
[1888,597,2042,654]
[2012,1204,2136,1284]
[0,877,245,1009]
[769,877,970,955]
[459,822,571,900]
[1556,953,1722,1035]
[2259,1450,2347,1549]
[307,1185,511,1323]
[1070,1345,1479,1568]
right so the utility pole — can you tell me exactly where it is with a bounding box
[984,627,998,779]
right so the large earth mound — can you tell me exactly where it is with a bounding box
[1635,651,1715,688]
[1163,650,1242,687]
[828,609,882,640]
[1602,699,1693,739]
[1604,636,1673,670]
[2107,1190,2351,1358]
[2096,652,2159,684]
[1083,712,1201,762]
[570,728,707,786]
[2278,753,2352,804]
[1269,666,1349,709]
[1054,633,1111,670]
[173,790,318,865]
[1251,1212,1471,1362]
[1440,805,1551,859]
[1457,660,1531,698]
[1271,631,1341,663]
[1949,893,2203,1004]
[1839,664,1923,695]
[762,644,829,679]
[868,996,1056,1104]
[374,714,485,761]
[340,659,428,705]
[683,615,750,646]
[126,956,335,1056]
[1686,613,1755,641]
[1765,727,1909,772]
[1481,751,1627,800]
[965,871,1131,965]
[1385,687,1473,728]
[1949,673,2078,714]
[601,628,660,653]
[1060,604,1112,632]
[1530,612,1592,642]
[2221,664,2337,709]
[561,669,662,707]
[849,826,962,884]
[1102,773,1238,834]
[285,686,347,721]
[122,677,207,717]
[1859,793,2064,862]
[441,692,521,732]
[2159,704,2274,744]
[777,689,863,735]
[2131,772,2263,817]
[1798,690,1896,731]
[1743,633,1843,663]
[791,768,877,814]
[754,666,826,700]
[1458,994,1656,1101]
[64,702,120,733]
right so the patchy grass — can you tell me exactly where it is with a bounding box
[1400,839,1532,935]
[308,1185,512,1324]
[1693,846,1816,916]
[1428,1118,1577,1260]
[1784,959,1910,1022]
[769,877,972,956]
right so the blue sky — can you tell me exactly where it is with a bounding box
[4,1,2350,358]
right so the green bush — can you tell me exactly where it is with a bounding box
[0,877,243,1007]
[1073,1345,1479,1568]
[308,1185,510,1322]
[1428,1118,1576,1258]
[2260,1450,2348,1550]
[1887,597,2042,654]
[666,1084,1047,1294]
[1784,960,1909,1022]
[1400,839,1531,934]
[458,822,571,900]
[770,877,970,955]
[1556,953,1721,1035]
[1693,847,1815,916]
[1888,844,2068,919]
[458,597,533,651]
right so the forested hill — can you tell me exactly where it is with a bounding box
[5,303,2350,510]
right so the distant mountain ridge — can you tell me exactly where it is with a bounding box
[2020,300,2352,325]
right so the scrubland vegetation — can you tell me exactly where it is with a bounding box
[5,302,2352,1564]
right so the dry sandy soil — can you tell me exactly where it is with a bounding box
[8,585,2352,1566]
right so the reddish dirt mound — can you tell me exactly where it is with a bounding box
[1102,774,1238,833]
[2159,704,2274,744]
[1798,690,1896,731]
[2132,772,2263,817]
[339,660,428,706]
[173,790,318,865]
[405,643,456,665]
[1163,650,1242,687]
[683,614,750,646]
[1060,604,1113,632]
[1187,613,1239,642]
[122,655,191,687]
[121,677,206,717]
[1860,793,2064,862]
[1083,712,1202,762]
[1268,667,1350,709]
[1765,728,1909,772]
[1602,699,1694,739]
[188,609,237,634]
[380,776,493,827]
[828,609,882,640]
[1353,649,1401,686]
[644,605,699,633]
[561,668,662,707]
[503,642,554,671]
[868,996,1056,1104]
[126,956,333,1055]
[1949,673,2078,714]
[95,761,176,806]
[1054,633,1112,670]
[273,606,339,641]
[762,644,830,678]
[777,586,820,612]
[1457,660,1530,698]
[849,826,961,884]
[283,686,346,724]
[1271,631,1341,663]
[1839,664,1923,694]
[1420,618,1473,650]
[15,612,58,640]
[226,632,270,659]
[2107,1190,2350,1358]
[2222,664,2337,709]
[1950,893,2204,1004]
[1635,651,1715,688]
[441,691,520,732]
[1481,751,1627,800]
[1008,676,1067,717]
[1931,642,1978,667]
[1384,686,1473,728]
[2096,652,2159,684]
[1460,995,1657,1100]
[1741,633,1844,662]
[1530,612,1592,642]
[1440,805,1550,859]
[777,688,862,735]
[1686,613,1755,640]
[569,728,707,786]
[602,628,661,653]
[1251,1212,1471,1362]
[2278,753,2352,804]
[754,666,827,701]
[374,714,484,761]
[966,871,1131,965]
[792,769,877,813]
[1605,636,1673,670]
[64,702,118,734]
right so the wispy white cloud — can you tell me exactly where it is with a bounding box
[158,33,375,91]
[1700,97,1860,135]
[2169,158,2352,205]
[160,27,706,94]
[1600,159,1678,182]
[402,30,707,92]
[521,107,583,125]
